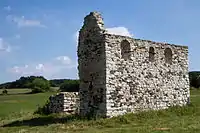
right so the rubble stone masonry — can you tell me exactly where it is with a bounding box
[48,92,79,114]
[78,11,190,118]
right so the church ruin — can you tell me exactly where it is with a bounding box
[78,11,190,118]
[48,11,190,118]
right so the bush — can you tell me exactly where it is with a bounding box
[60,80,79,92]
[31,86,44,93]
[189,71,200,88]
[2,89,8,95]
[30,78,51,93]
[34,100,51,115]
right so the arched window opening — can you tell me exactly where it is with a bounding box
[149,47,155,62]
[164,48,172,64]
[121,40,131,60]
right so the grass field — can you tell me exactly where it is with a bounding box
[0,89,55,118]
[0,88,31,95]
[0,89,200,133]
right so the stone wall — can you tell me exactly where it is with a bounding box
[78,12,107,118]
[77,11,190,118]
[105,34,190,117]
[48,92,79,114]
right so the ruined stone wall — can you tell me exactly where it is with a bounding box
[77,11,190,118]
[78,12,107,117]
[105,34,190,117]
[48,92,79,114]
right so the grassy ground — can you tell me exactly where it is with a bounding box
[0,89,56,118]
[0,89,200,133]
[0,88,31,95]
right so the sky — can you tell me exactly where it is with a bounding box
[0,0,200,83]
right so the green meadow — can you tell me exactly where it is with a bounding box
[0,88,200,133]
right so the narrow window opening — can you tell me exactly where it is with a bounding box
[121,40,131,60]
[149,47,155,62]
[164,48,172,64]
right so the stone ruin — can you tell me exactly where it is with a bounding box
[48,92,79,114]
[49,11,190,118]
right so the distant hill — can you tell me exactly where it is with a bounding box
[1,71,200,89]
[0,76,79,89]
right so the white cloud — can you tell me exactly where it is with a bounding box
[0,38,12,52]
[3,6,11,11]
[74,26,132,45]
[7,15,47,28]
[35,64,45,70]
[56,56,71,65]
[106,27,133,37]
[8,55,77,79]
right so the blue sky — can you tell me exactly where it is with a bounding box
[0,0,199,83]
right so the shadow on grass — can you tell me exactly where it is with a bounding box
[2,104,199,128]
[2,114,81,127]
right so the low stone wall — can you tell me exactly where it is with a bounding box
[48,92,79,114]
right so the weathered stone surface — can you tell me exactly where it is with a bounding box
[48,92,79,114]
[48,11,190,118]
[78,11,107,118]
[78,11,190,118]
[104,34,190,117]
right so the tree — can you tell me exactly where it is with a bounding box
[30,78,50,93]
[189,71,200,89]
[49,79,68,87]
[60,80,79,92]
[2,89,8,95]
[0,75,48,89]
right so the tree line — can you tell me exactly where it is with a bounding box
[189,71,200,89]
[0,76,79,93]
[0,71,200,93]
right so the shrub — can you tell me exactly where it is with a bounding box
[34,100,51,115]
[60,80,79,92]
[31,86,44,93]
[30,78,50,93]
[2,89,8,95]
[189,71,200,88]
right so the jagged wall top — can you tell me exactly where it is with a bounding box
[82,11,105,31]
[79,11,188,49]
